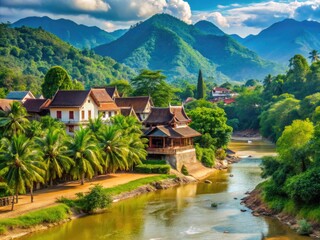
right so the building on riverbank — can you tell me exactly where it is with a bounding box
[143,106,201,171]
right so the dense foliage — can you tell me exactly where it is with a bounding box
[94,13,279,82]
[0,103,147,209]
[0,24,134,95]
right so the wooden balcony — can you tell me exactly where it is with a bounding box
[147,145,195,155]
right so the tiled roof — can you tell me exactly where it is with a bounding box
[99,102,119,111]
[143,106,191,126]
[6,91,35,100]
[115,96,152,113]
[0,99,15,111]
[213,87,231,92]
[49,90,91,108]
[105,87,119,98]
[144,126,201,138]
[91,89,113,103]
[23,99,50,113]
[223,98,236,104]
[120,107,139,119]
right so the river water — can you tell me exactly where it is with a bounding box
[22,140,310,240]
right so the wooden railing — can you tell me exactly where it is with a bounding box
[147,145,194,155]
[0,196,17,207]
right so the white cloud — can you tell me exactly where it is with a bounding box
[164,0,192,23]
[192,11,229,27]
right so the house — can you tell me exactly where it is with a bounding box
[23,99,51,120]
[91,88,120,121]
[105,86,120,99]
[115,96,153,121]
[120,107,139,120]
[47,90,100,134]
[6,91,35,103]
[0,99,15,111]
[143,106,201,170]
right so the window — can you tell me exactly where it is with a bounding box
[81,110,85,120]
[69,125,74,133]
[69,111,74,120]
[88,99,91,103]
[88,110,91,119]
[57,111,62,119]
[103,112,106,118]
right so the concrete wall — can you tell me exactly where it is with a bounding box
[165,148,197,172]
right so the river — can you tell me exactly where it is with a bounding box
[22,140,310,240]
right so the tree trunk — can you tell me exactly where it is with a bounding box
[11,193,15,211]
[16,193,18,203]
[81,174,84,185]
[50,178,53,187]
[30,186,34,203]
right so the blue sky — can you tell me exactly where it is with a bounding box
[0,0,319,36]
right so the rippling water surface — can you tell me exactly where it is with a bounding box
[22,140,310,240]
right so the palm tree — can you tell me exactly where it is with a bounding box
[263,74,273,89]
[36,128,74,186]
[126,134,147,170]
[97,125,129,173]
[0,101,29,137]
[0,135,45,209]
[309,50,320,63]
[68,128,102,185]
[88,114,104,138]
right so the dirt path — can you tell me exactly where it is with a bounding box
[0,173,157,219]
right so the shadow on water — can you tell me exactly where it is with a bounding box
[21,141,310,240]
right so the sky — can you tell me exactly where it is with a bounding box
[0,0,319,37]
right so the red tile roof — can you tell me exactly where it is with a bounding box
[91,89,113,103]
[213,87,231,92]
[144,126,201,138]
[0,99,15,111]
[223,98,236,104]
[120,107,139,120]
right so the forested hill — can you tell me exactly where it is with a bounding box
[94,13,280,82]
[12,16,125,49]
[0,24,135,95]
[232,19,320,64]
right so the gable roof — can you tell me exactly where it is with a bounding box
[120,107,139,119]
[0,99,15,111]
[48,90,92,108]
[23,99,51,113]
[91,89,113,103]
[105,87,120,99]
[213,87,231,93]
[143,106,191,126]
[114,96,153,113]
[6,91,35,101]
[144,126,201,138]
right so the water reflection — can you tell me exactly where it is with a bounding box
[22,141,310,240]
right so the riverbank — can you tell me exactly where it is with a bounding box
[0,175,200,240]
[242,187,320,239]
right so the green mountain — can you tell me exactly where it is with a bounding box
[194,20,225,36]
[12,16,126,49]
[95,14,280,81]
[0,24,134,95]
[233,19,320,64]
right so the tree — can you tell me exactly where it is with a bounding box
[277,119,314,173]
[108,80,133,97]
[188,107,232,148]
[36,128,73,186]
[0,135,45,209]
[196,69,205,99]
[309,50,320,63]
[68,128,103,185]
[0,101,29,137]
[41,66,73,98]
[97,125,129,173]
[131,69,174,107]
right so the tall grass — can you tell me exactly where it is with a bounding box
[0,204,70,234]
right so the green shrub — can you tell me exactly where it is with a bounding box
[215,148,226,160]
[202,148,215,168]
[181,165,189,175]
[297,219,312,235]
[79,185,112,213]
[285,168,320,204]
[0,182,12,197]
[134,164,170,174]
[262,179,287,201]
[143,159,166,165]
[195,144,203,161]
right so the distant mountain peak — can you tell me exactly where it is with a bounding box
[194,20,225,36]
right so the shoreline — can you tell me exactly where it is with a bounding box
[242,188,320,239]
[0,166,223,240]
